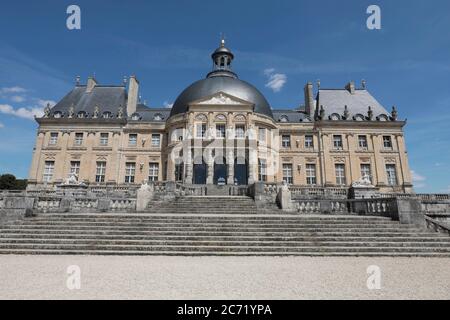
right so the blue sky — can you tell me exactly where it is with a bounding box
[0,0,449,192]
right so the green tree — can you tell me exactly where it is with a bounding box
[0,174,27,190]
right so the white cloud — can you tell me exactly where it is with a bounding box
[0,103,44,120]
[36,99,56,108]
[264,68,287,93]
[411,170,426,189]
[10,95,26,103]
[164,101,173,108]
[0,86,27,94]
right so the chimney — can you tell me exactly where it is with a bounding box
[345,81,355,94]
[304,82,315,115]
[86,76,98,93]
[127,75,139,116]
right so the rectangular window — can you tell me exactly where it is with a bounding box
[151,134,160,147]
[49,132,58,145]
[125,162,136,183]
[282,164,293,184]
[360,164,372,183]
[258,128,266,143]
[74,133,83,146]
[282,135,291,148]
[335,164,346,186]
[358,135,368,149]
[175,163,184,182]
[129,134,137,146]
[383,136,393,149]
[196,124,206,138]
[333,135,343,150]
[216,124,226,138]
[386,164,398,186]
[235,125,245,138]
[95,161,106,183]
[148,163,159,182]
[305,135,314,149]
[43,161,55,182]
[100,133,109,146]
[69,161,81,177]
[258,159,267,182]
[306,164,317,185]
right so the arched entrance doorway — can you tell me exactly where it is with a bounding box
[234,157,248,185]
[213,157,227,185]
[193,157,207,185]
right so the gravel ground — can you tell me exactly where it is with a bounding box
[0,255,449,300]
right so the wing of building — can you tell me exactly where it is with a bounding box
[28,40,413,193]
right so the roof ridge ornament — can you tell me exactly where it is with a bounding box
[391,106,398,121]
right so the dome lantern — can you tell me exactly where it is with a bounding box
[207,37,237,79]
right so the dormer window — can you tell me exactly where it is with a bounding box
[53,111,62,118]
[131,113,141,121]
[102,112,112,119]
[77,111,87,119]
[153,114,163,121]
[279,115,289,122]
[330,113,341,121]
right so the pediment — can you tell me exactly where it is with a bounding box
[189,92,253,106]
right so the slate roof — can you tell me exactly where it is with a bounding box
[315,89,391,120]
[50,85,127,118]
[272,110,311,123]
[129,105,171,122]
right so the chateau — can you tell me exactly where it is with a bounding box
[27,40,413,194]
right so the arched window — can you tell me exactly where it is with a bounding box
[279,115,289,122]
[102,112,112,119]
[329,113,341,121]
[77,111,87,119]
[153,113,163,121]
[53,111,62,118]
[353,114,365,121]
[131,113,141,121]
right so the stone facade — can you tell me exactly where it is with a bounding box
[27,41,413,194]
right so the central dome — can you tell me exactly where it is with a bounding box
[170,76,273,118]
[170,40,273,118]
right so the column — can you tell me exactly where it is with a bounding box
[206,149,213,184]
[227,149,234,185]
[185,148,193,184]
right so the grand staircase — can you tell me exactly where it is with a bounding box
[0,196,449,256]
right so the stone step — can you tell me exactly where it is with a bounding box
[9,221,404,228]
[0,229,435,237]
[0,243,449,253]
[1,233,448,242]
[24,215,394,222]
[0,223,418,232]
[14,221,399,227]
[0,248,449,257]
[32,213,393,220]
[1,238,449,248]
[22,216,394,223]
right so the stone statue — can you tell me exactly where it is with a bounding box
[351,174,373,188]
[44,104,51,118]
[319,105,325,120]
[64,172,79,185]
[117,106,123,119]
[139,180,154,192]
[391,106,398,121]
[367,106,373,121]
[93,106,99,118]
[343,105,349,120]
[68,105,75,118]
